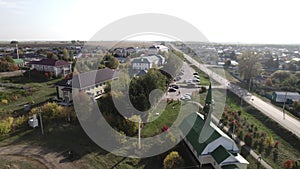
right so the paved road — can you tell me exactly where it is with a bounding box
[0,145,75,169]
[170,44,300,138]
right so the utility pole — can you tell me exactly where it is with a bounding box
[248,78,251,91]
[282,91,287,120]
[39,108,44,135]
[240,95,243,110]
[138,119,141,149]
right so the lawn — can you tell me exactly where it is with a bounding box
[224,91,300,169]
[0,155,48,169]
[190,65,211,86]
[0,115,198,169]
[0,74,61,112]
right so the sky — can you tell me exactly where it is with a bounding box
[1,0,300,44]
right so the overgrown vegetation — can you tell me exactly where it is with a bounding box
[221,91,300,169]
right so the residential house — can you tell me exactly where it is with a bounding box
[29,58,71,77]
[56,68,119,104]
[179,112,249,169]
[131,55,165,70]
[272,91,300,104]
[148,44,169,54]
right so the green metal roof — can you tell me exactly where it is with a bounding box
[13,59,24,64]
[211,145,231,164]
[221,164,239,169]
[179,112,222,156]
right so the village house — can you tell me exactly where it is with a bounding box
[271,91,300,104]
[131,55,165,70]
[29,58,71,77]
[56,68,119,104]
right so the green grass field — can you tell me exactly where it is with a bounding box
[0,74,61,112]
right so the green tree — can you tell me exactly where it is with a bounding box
[238,51,262,84]
[163,151,184,169]
[101,53,119,69]
[3,56,14,63]
[63,48,69,61]
[129,69,166,111]
[224,59,231,67]
[47,52,58,60]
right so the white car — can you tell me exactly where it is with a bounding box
[193,78,200,83]
[180,95,191,101]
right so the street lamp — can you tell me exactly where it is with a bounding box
[240,94,243,110]
[282,91,287,120]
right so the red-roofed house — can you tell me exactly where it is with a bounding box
[29,59,72,77]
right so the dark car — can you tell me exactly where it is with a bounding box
[170,85,179,89]
[168,87,177,92]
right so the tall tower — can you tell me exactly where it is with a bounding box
[16,43,19,59]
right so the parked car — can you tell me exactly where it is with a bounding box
[193,78,200,83]
[194,75,200,79]
[170,84,179,89]
[168,87,177,92]
[193,72,199,75]
[180,95,191,101]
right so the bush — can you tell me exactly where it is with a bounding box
[244,133,253,147]
[14,115,26,128]
[0,117,14,135]
[1,99,8,104]
[30,102,65,123]
[163,151,184,169]
[284,160,293,169]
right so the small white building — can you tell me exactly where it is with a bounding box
[148,44,169,54]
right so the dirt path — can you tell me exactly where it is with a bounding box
[0,70,23,77]
[0,145,76,169]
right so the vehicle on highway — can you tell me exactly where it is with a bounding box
[168,87,177,92]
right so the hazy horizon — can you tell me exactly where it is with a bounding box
[1,0,300,44]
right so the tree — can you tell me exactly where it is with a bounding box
[163,151,184,169]
[3,56,14,63]
[284,160,293,169]
[224,59,231,67]
[129,69,166,111]
[238,51,262,84]
[101,54,119,69]
[265,78,273,86]
[244,133,253,147]
[124,115,142,136]
[46,52,58,60]
[63,48,69,61]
